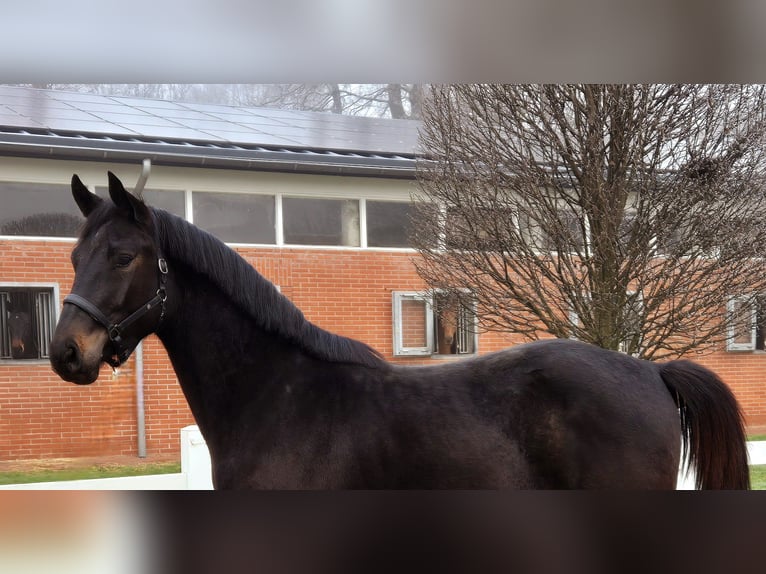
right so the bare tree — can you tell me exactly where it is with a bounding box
[413,84,766,360]
[238,84,423,118]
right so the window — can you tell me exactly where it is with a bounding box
[433,292,477,355]
[283,197,360,246]
[727,294,766,351]
[97,187,186,219]
[444,207,510,251]
[0,178,420,250]
[366,200,414,248]
[1,285,57,360]
[392,292,433,356]
[392,291,477,357]
[519,208,585,252]
[192,192,275,244]
[0,182,84,237]
[143,189,186,218]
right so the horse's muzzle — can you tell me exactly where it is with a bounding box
[50,338,98,385]
[50,322,111,385]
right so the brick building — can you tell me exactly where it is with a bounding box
[0,86,764,463]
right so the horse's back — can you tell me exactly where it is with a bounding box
[407,339,682,489]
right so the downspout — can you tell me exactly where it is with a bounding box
[134,159,151,459]
[136,341,146,458]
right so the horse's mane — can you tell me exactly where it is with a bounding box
[151,208,386,369]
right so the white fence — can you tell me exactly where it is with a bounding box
[0,425,213,490]
[1,431,764,490]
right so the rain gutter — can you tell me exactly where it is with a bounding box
[0,131,419,179]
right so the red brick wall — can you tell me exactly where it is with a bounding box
[2,239,766,463]
[0,239,141,459]
[694,352,766,433]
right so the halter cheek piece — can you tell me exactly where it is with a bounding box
[63,256,169,368]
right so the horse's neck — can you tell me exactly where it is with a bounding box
[154,266,292,438]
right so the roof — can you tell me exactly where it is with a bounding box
[0,85,422,178]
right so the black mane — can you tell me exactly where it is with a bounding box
[151,208,385,369]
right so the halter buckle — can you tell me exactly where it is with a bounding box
[158,258,169,274]
[108,325,122,342]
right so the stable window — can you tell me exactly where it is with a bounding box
[143,189,186,219]
[392,291,477,357]
[0,286,57,361]
[192,192,275,244]
[366,200,414,248]
[519,208,585,253]
[727,295,766,351]
[0,182,83,238]
[392,292,433,356]
[444,207,511,251]
[283,197,360,247]
[97,187,186,219]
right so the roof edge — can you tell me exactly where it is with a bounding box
[0,130,418,179]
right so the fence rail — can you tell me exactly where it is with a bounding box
[0,425,213,490]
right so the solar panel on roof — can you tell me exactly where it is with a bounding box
[215,115,290,128]
[128,124,224,141]
[0,113,44,128]
[112,96,187,110]
[151,108,220,121]
[205,131,303,146]
[0,85,421,156]
[93,113,186,129]
[43,119,140,136]
[47,91,115,105]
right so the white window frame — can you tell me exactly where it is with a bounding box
[727,295,757,352]
[392,291,434,356]
[392,290,479,357]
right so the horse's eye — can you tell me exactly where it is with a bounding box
[115,254,135,268]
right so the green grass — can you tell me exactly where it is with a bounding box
[748,436,765,489]
[0,462,181,485]
[750,465,766,490]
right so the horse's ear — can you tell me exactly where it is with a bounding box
[71,174,103,217]
[107,171,151,226]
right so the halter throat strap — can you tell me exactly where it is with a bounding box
[64,256,169,368]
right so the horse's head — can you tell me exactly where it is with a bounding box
[7,310,31,356]
[50,172,168,384]
[437,302,459,355]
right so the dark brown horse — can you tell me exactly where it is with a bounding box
[50,173,750,489]
[7,308,36,359]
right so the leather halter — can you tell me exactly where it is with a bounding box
[64,256,169,368]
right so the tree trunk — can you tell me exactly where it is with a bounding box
[387,84,407,119]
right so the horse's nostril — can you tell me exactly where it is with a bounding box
[63,342,81,371]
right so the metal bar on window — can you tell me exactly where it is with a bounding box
[0,292,9,359]
[36,290,53,358]
[457,304,469,354]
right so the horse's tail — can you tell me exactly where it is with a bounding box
[659,360,750,490]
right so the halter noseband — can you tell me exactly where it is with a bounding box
[63,256,169,368]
